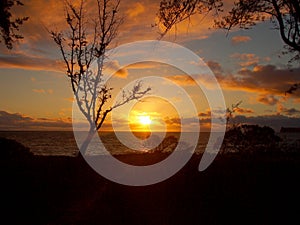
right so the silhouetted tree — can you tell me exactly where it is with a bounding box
[221,124,281,154]
[158,0,300,92]
[221,102,281,154]
[226,100,242,126]
[217,0,300,63]
[158,0,223,37]
[50,0,151,154]
[158,0,300,61]
[0,0,28,49]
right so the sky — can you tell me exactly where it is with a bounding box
[0,0,300,132]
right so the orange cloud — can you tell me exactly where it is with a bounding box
[115,68,128,78]
[32,89,54,94]
[105,60,128,78]
[0,0,157,72]
[231,53,260,67]
[235,107,254,114]
[64,97,74,102]
[126,62,158,70]
[58,107,72,117]
[0,53,64,72]
[198,109,211,118]
[166,75,196,86]
[231,36,252,45]
[126,2,145,18]
[32,89,46,94]
[230,53,271,68]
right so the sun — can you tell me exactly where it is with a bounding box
[138,115,152,125]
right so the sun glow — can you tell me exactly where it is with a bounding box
[138,115,152,125]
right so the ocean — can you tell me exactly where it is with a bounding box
[0,131,211,156]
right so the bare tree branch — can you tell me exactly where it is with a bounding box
[157,0,223,37]
[226,100,242,126]
[158,0,300,63]
[49,0,151,154]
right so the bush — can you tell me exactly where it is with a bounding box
[221,125,281,154]
[0,137,33,160]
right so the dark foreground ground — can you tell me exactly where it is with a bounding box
[1,137,300,225]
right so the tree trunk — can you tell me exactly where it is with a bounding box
[78,129,97,156]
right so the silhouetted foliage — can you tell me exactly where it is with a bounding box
[0,137,33,160]
[221,124,281,154]
[0,0,28,49]
[285,82,300,94]
[222,102,282,154]
[158,0,223,37]
[152,135,178,153]
[158,1,300,61]
[226,100,242,125]
[217,0,300,63]
[50,0,151,154]
[158,0,300,93]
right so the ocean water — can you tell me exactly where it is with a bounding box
[0,131,212,156]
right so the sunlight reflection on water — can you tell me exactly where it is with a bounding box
[0,131,214,156]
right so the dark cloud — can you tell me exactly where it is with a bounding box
[257,94,280,106]
[0,53,64,72]
[1,110,299,133]
[207,61,224,80]
[233,65,300,94]
[210,64,300,100]
[281,107,300,116]
[207,61,223,74]
[232,115,300,132]
[0,111,71,130]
